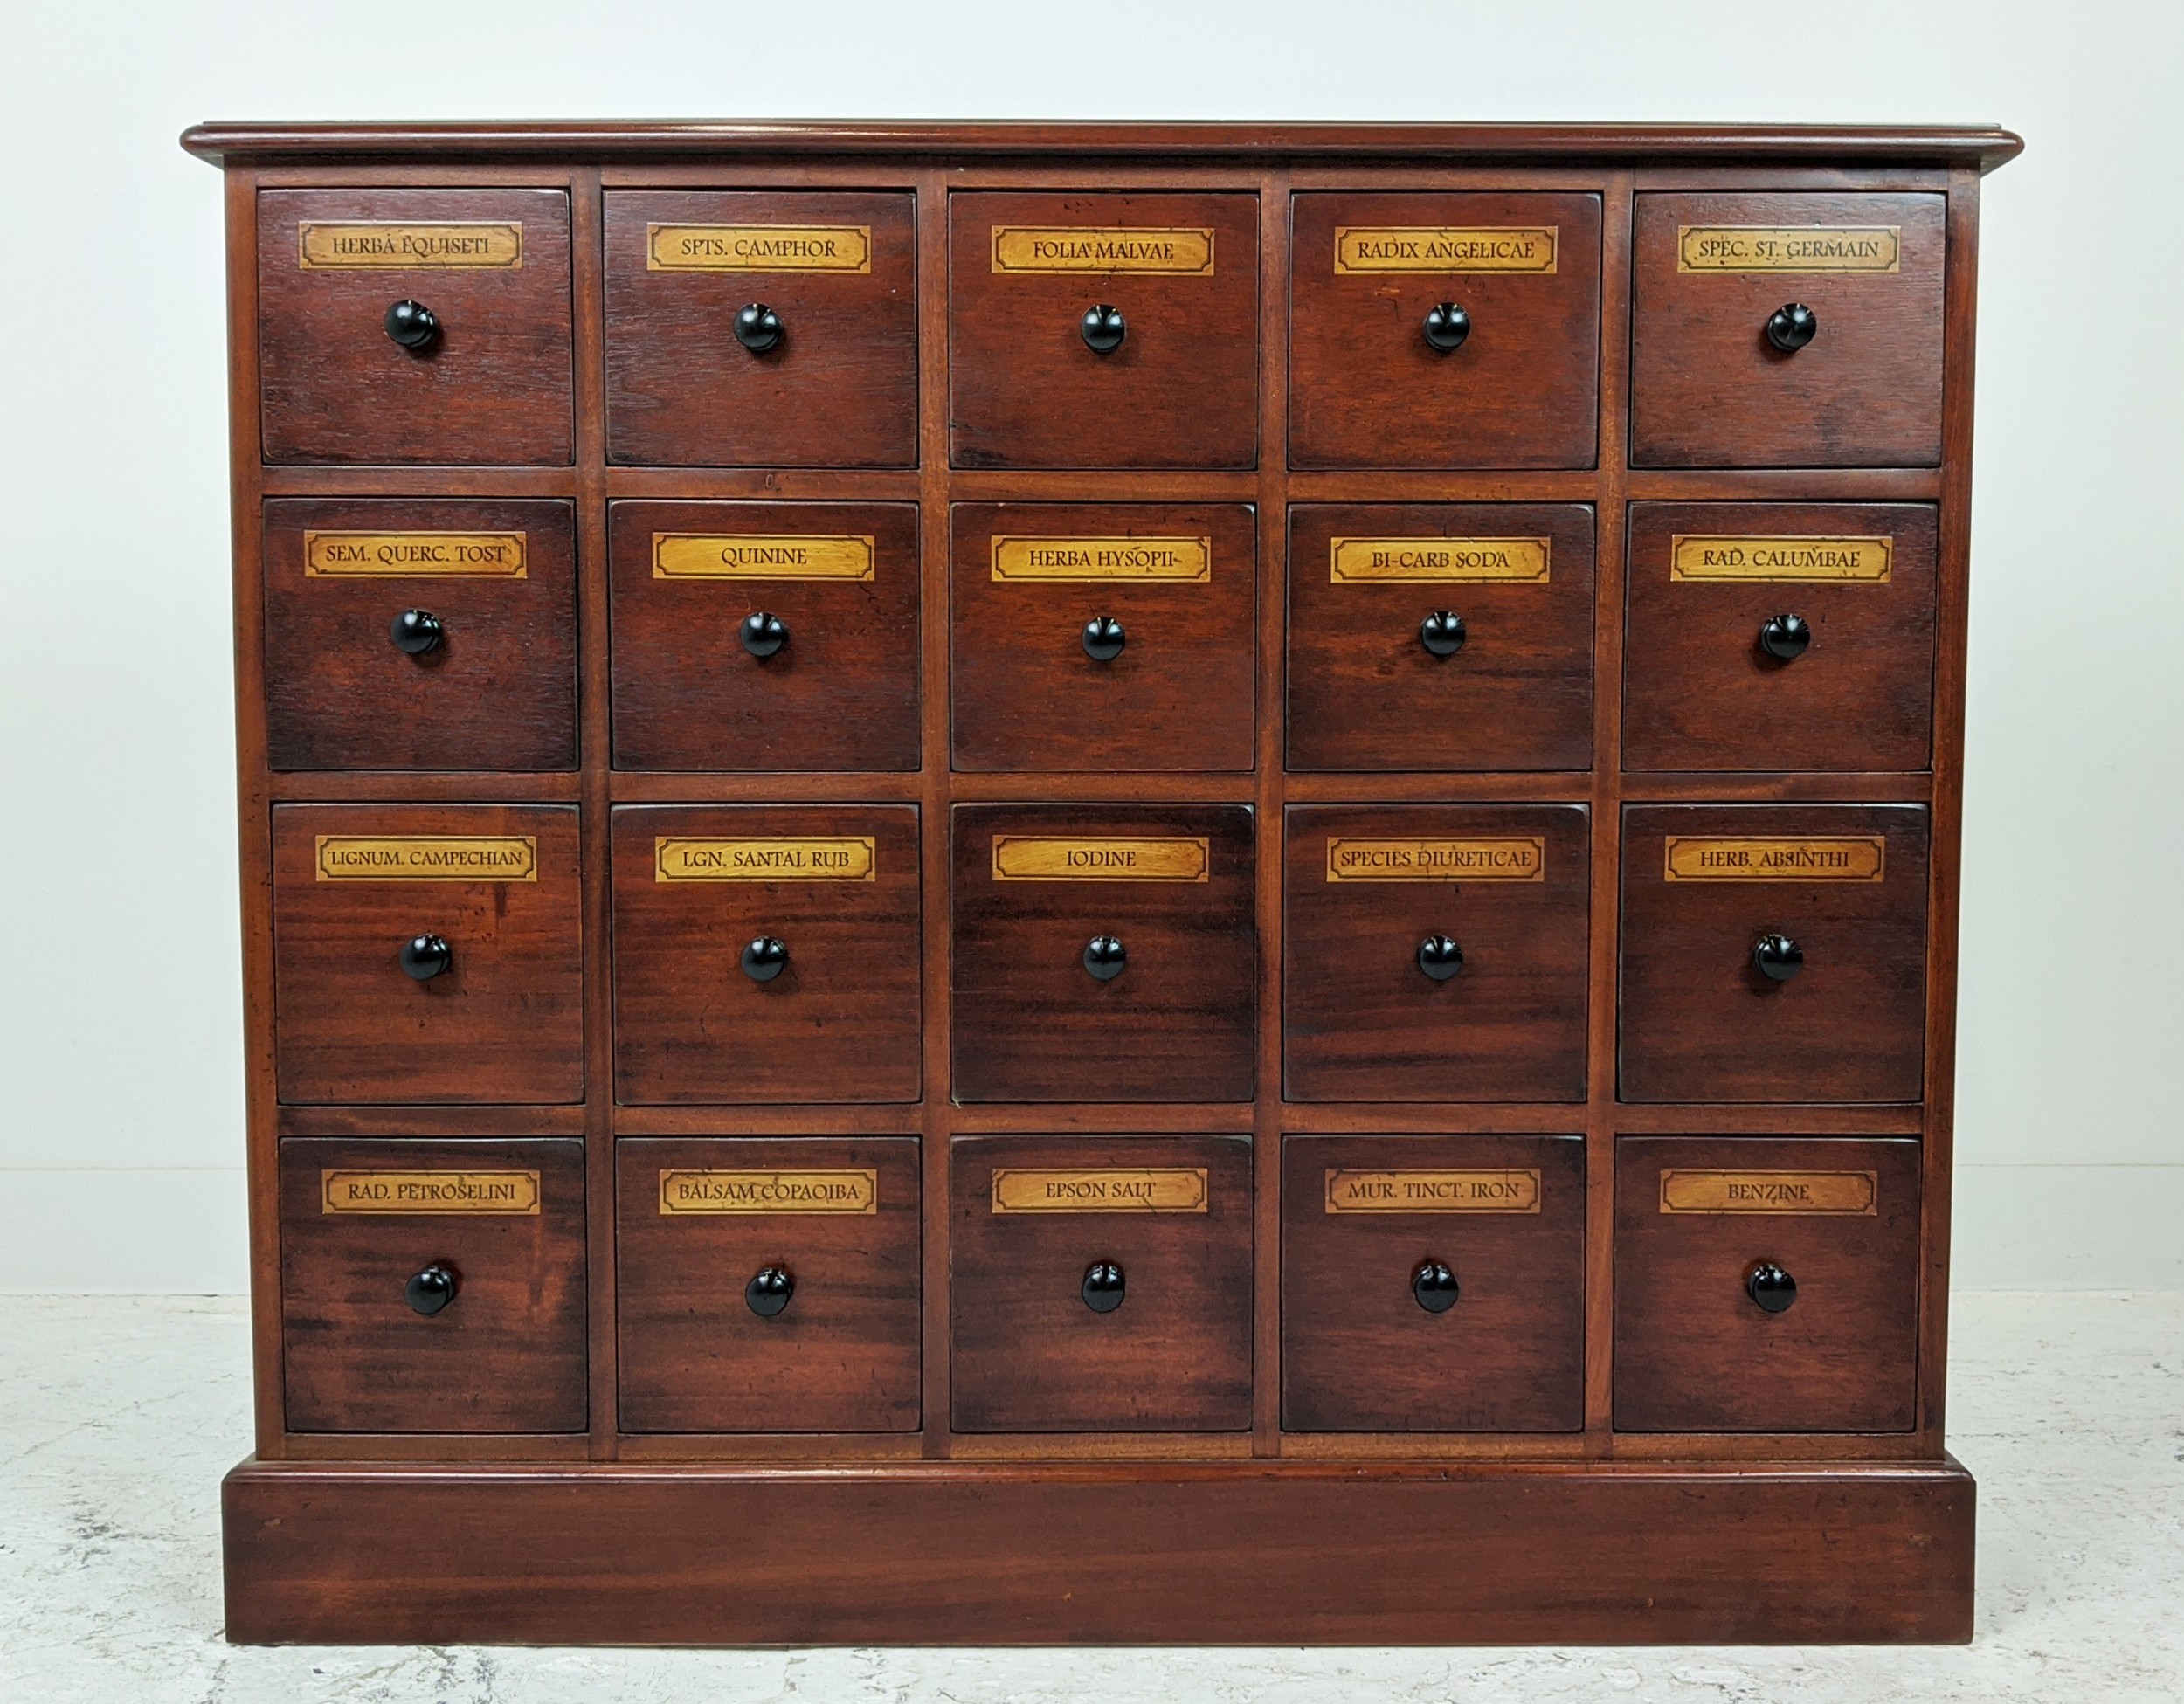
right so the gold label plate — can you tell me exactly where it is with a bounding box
[321,1169,540,1214]
[653,534,875,581]
[1676,225,1903,273]
[1324,1169,1543,1212]
[298,222,523,271]
[302,531,527,578]
[991,1168,1209,1213]
[1330,537,1551,583]
[1670,535,1893,583]
[991,226,1215,274]
[991,836,1210,882]
[1334,226,1559,274]
[654,837,874,882]
[1663,837,1885,883]
[991,536,1211,583]
[1659,1169,1878,1215]
[1325,838,1545,882]
[646,223,873,273]
[658,1169,877,1214]
[314,835,538,882]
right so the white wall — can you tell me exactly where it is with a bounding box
[2,0,2176,1291]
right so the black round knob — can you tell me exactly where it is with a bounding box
[740,611,788,658]
[1422,302,1472,352]
[1752,934,1804,983]
[1420,611,1468,657]
[1083,935,1127,982]
[1747,1261,1798,1314]
[399,934,452,982]
[390,608,443,656]
[734,303,783,353]
[1412,1259,1460,1314]
[1082,1260,1125,1313]
[746,1266,794,1317]
[1758,613,1812,661]
[741,936,789,983]
[404,1263,457,1315]
[1081,304,1127,355]
[384,300,439,351]
[1082,616,1126,662]
[1417,935,1464,983]
[1766,303,1818,353]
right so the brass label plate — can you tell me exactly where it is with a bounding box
[652,534,876,581]
[1325,838,1545,883]
[991,536,1211,583]
[1330,537,1551,583]
[1663,836,1885,883]
[654,837,875,882]
[1659,1169,1878,1215]
[1676,224,1903,273]
[645,223,872,273]
[991,1168,1209,1213]
[991,226,1215,275]
[991,836,1210,882]
[1334,225,1559,274]
[321,1169,540,1214]
[298,222,523,271]
[1324,1168,1543,1213]
[302,531,528,578]
[314,836,537,882]
[658,1169,877,1214]
[1669,535,1893,583]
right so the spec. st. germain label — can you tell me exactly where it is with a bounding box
[645,224,873,273]
[990,1169,1209,1214]
[1669,535,1893,583]
[991,226,1215,275]
[1329,537,1551,584]
[991,837,1211,882]
[1324,1169,1542,1213]
[1324,838,1545,883]
[653,838,875,882]
[1659,1169,1878,1215]
[1676,225,1902,273]
[302,532,528,578]
[1663,837,1885,883]
[298,222,524,271]
[657,1169,877,1215]
[1334,226,1559,274]
[321,1170,541,1215]
[652,534,876,582]
[314,835,538,882]
[990,536,1211,583]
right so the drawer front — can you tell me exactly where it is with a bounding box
[609,500,919,773]
[1284,806,1590,1102]
[950,1135,1253,1431]
[258,189,574,466]
[1289,192,1600,469]
[1631,192,1945,468]
[263,498,577,772]
[950,503,1256,772]
[616,1138,921,1432]
[1618,805,1929,1104]
[612,805,921,1105]
[272,805,584,1105]
[604,190,917,468]
[1614,1136,1919,1432]
[1285,503,1596,771]
[951,806,1255,1104]
[1281,1135,1585,1431]
[280,1137,587,1432]
[949,192,1260,469]
[1623,503,1938,773]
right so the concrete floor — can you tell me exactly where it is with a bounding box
[2,1293,2178,1702]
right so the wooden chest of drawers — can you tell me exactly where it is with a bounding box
[184,118,2020,1645]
